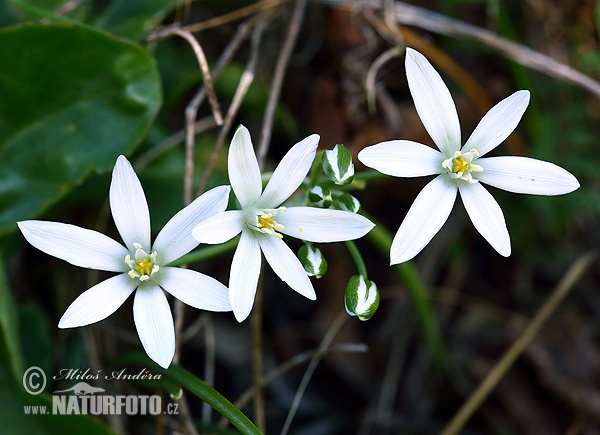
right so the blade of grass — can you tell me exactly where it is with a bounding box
[366,220,447,369]
[165,364,262,435]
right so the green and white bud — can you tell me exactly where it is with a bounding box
[308,185,333,208]
[345,275,379,321]
[298,244,328,278]
[333,192,361,213]
[322,144,354,185]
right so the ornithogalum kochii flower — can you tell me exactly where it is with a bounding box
[18,156,232,368]
[358,48,579,265]
[193,126,375,322]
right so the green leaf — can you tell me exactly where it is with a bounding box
[0,252,23,381]
[366,221,447,370]
[19,302,53,379]
[163,364,261,435]
[0,23,162,235]
[0,253,114,434]
[109,353,260,434]
[95,0,178,41]
[2,0,69,27]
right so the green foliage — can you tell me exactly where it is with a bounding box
[0,24,161,235]
[94,0,178,41]
[0,253,114,434]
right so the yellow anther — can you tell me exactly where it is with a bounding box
[258,213,275,229]
[442,150,483,183]
[452,155,470,174]
[253,207,285,238]
[133,257,154,276]
[125,243,159,282]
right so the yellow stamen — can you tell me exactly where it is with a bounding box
[258,214,275,229]
[442,150,483,183]
[133,257,154,276]
[452,154,470,174]
[254,207,286,238]
[126,244,159,281]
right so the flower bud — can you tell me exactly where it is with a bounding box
[322,144,354,185]
[345,275,379,321]
[298,244,328,278]
[308,185,333,208]
[333,192,361,213]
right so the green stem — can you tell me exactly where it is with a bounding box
[367,221,447,370]
[302,169,388,190]
[167,238,239,267]
[308,150,325,188]
[345,240,368,277]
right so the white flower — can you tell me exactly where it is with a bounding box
[192,126,375,322]
[17,156,232,368]
[358,48,579,265]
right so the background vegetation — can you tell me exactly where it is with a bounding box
[1,0,600,433]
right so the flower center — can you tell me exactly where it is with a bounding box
[441,149,483,183]
[125,243,159,282]
[248,207,286,239]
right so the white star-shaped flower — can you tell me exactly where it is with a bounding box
[18,155,232,368]
[358,48,579,265]
[192,126,375,322]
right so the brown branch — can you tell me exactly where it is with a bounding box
[256,0,309,169]
[197,19,268,196]
[442,251,597,435]
[145,26,223,128]
[182,0,289,33]
[390,2,600,99]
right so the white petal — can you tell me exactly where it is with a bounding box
[358,140,443,177]
[390,175,457,264]
[255,134,319,209]
[110,155,151,250]
[58,274,136,328]
[459,182,510,257]
[192,210,244,244]
[154,267,231,312]
[463,90,530,157]
[477,156,580,195]
[133,283,175,369]
[153,185,231,264]
[18,220,128,272]
[277,207,374,242]
[229,230,262,322]
[405,47,461,155]
[258,233,316,301]
[228,125,262,208]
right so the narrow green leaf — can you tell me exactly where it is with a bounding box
[164,364,262,435]
[366,220,447,369]
[0,252,23,381]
